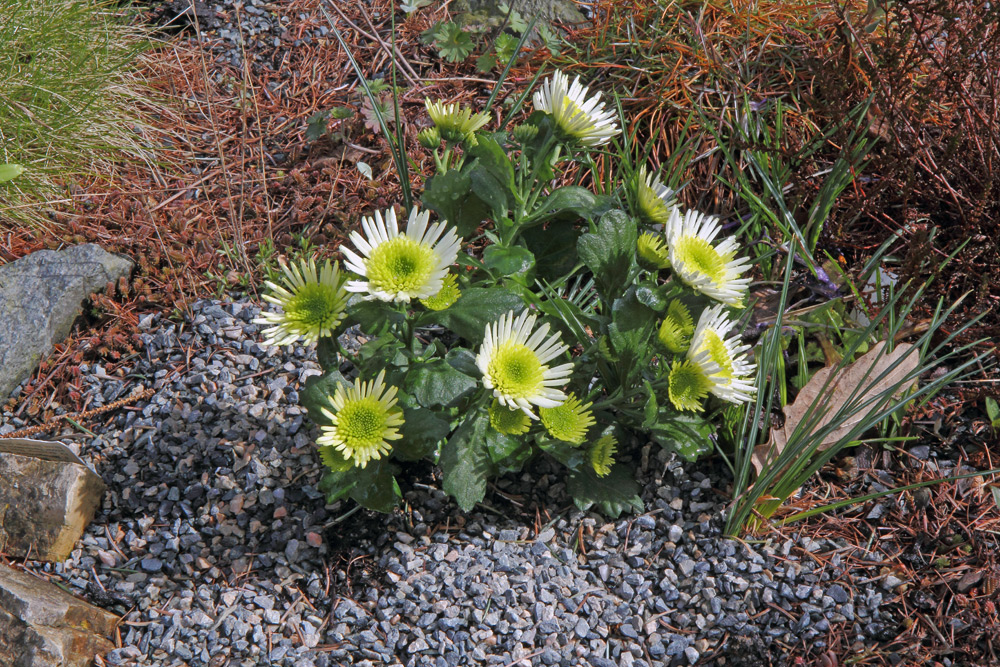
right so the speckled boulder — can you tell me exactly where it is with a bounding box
[0,243,132,399]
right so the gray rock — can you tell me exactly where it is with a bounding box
[0,244,132,398]
[0,441,105,562]
[0,564,118,666]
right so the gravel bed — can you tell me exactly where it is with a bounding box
[1,299,910,666]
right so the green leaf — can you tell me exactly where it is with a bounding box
[484,245,535,277]
[577,209,639,300]
[404,359,477,408]
[607,287,657,384]
[567,464,643,518]
[445,348,480,377]
[635,281,670,312]
[647,408,714,461]
[319,469,357,503]
[468,136,515,194]
[316,337,339,372]
[349,460,401,512]
[423,170,490,238]
[347,297,405,336]
[0,164,24,183]
[485,429,533,473]
[537,436,586,470]
[476,52,498,73]
[494,32,520,64]
[301,369,347,427]
[420,22,446,45]
[397,407,451,460]
[357,334,408,376]
[436,23,475,62]
[441,411,495,510]
[520,221,581,282]
[305,111,328,142]
[468,165,510,220]
[986,397,1000,427]
[431,287,524,344]
[527,186,598,225]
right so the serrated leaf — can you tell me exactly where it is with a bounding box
[305,111,328,142]
[578,209,639,300]
[316,337,339,372]
[445,348,480,378]
[422,169,490,238]
[431,287,524,344]
[404,359,477,408]
[319,469,357,502]
[647,408,713,461]
[396,407,451,460]
[437,23,475,63]
[468,136,515,193]
[567,464,643,518]
[420,22,446,45]
[301,369,347,427]
[537,436,586,470]
[349,459,401,512]
[485,429,532,473]
[441,411,495,510]
[520,220,580,282]
[476,52,497,73]
[527,186,599,225]
[494,32,520,64]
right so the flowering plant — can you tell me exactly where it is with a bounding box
[257,71,757,517]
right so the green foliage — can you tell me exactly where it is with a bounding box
[428,22,476,63]
[0,0,157,229]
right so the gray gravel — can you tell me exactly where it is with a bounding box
[1,299,911,666]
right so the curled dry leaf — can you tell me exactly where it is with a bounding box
[752,341,919,476]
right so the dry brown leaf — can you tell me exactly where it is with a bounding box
[752,341,919,476]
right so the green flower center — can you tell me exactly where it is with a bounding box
[336,398,390,450]
[668,360,714,412]
[638,184,670,224]
[540,400,592,444]
[489,399,531,435]
[700,331,734,380]
[674,236,727,283]
[559,95,589,134]
[489,342,544,399]
[421,274,460,311]
[366,236,437,295]
[288,283,343,328]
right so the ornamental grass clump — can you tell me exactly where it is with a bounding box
[0,0,157,229]
[257,68,766,517]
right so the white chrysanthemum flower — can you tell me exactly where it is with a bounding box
[532,70,620,147]
[687,304,756,405]
[342,206,462,302]
[635,166,674,226]
[317,370,405,469]
[476,310,574,417]
[664,207,752,307]
[254,257,349,347]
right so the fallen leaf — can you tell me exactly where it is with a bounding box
[752,341,919,475]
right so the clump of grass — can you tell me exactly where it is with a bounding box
[0,0,157,229]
